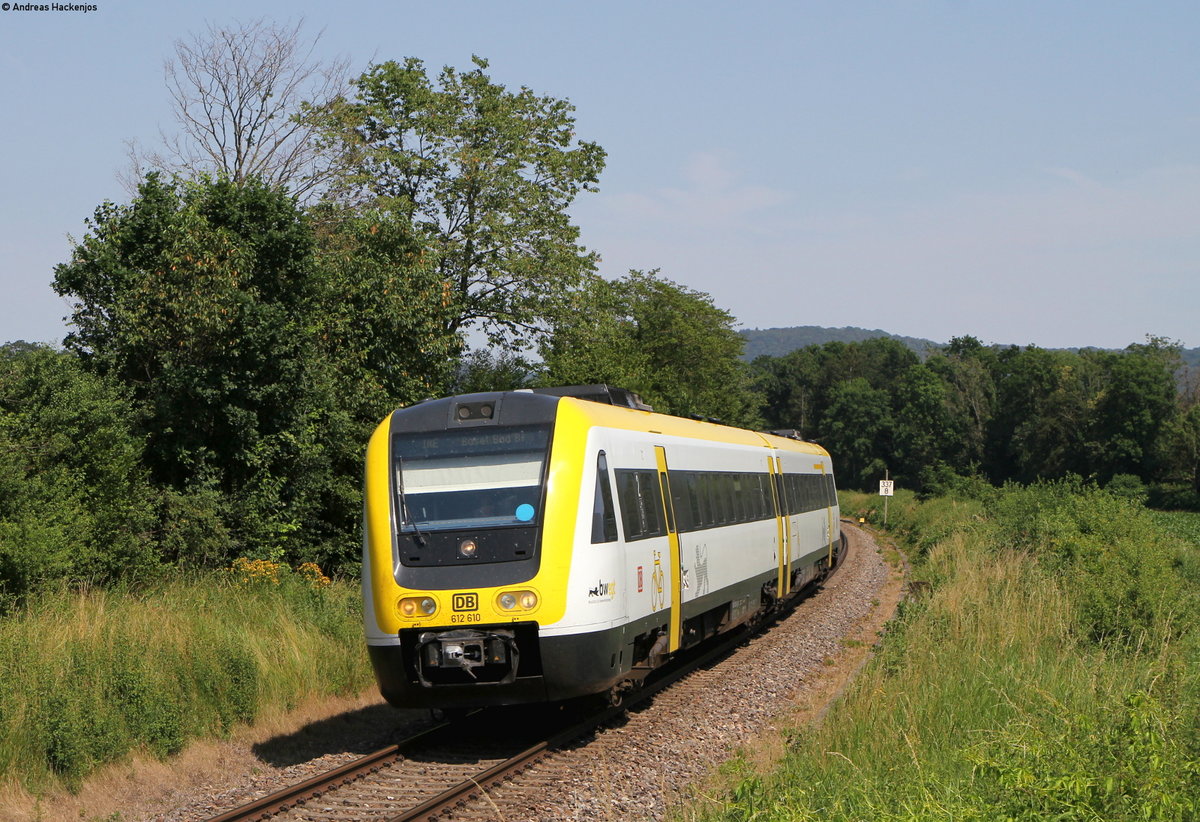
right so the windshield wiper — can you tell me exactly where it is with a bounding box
[395,456,427,547]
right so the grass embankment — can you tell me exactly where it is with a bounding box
[0,560,372,794]
[688,483,1200,821]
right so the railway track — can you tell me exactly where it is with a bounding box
[200,526,878,822]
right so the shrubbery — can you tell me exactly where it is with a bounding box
[695,485,1200,822]
[986,479,1199,645]
[0,346,157,610]
[0,560,368,792]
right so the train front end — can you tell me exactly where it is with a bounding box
[362,391,585,708]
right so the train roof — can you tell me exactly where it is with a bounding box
[392,387,831,459]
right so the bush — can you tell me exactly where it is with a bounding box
[967,690,1200,820]
[987,480,1198,645]
[0,565,371,793]
[1148,483,1200,512]
[0,346,158,608]
[692,486,1200,822]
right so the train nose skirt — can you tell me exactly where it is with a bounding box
[415,629,520,686]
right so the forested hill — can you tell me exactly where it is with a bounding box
[738,326,942,360]
[739,325,1200,368]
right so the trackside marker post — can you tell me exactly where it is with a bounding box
[879,476,894,526]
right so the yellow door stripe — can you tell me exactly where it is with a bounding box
[768,455,787,598]
[655,446,683,653]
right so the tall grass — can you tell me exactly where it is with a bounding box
[1151,509,1200,551]
[0,562,371,793]
[689,484,1200,821]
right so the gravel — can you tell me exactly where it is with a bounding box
[483,523,897,821]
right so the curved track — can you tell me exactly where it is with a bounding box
[201,524,891,822]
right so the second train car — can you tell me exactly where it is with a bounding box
[362,385,841,709]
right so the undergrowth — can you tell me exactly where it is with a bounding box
[685,483,1200,821]
[0,560,370,793]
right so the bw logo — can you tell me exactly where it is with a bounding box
[452,593,478,612]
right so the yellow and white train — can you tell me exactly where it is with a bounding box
[362,386,842,708]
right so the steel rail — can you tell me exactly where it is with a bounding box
[202,721,452,822]
[385,530,854,821]
[203,529,853,822]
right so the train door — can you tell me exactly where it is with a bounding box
[817,461,835,565]
[653,446,683,653]
[788,465,803,576]
[768,455,789,599]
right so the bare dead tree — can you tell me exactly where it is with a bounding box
[126,19,350,201]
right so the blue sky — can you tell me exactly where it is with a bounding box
[2,1,1197,350]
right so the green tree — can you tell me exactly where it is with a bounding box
[891,362,955,484]
[818,377,892,489]
[987,346,1094,482]
[0,346,156,607]
[322,56,606,348]
[1085,338,1180,483]
[926,336,996,470]
[751,347,823,436]
[1159,402,1200,497]
[540,270,761,427]
[753,337,919,444]
[53,175,453,566]
[449,349,536,395]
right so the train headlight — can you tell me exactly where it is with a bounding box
[398,596,438,618]
[496,589,538,612]
[459,539,478,558]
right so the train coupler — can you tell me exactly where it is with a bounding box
[414,628,520,686]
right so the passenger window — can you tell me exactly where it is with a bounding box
[669,472,692,533]
[591,452,618,543]
[616,469,666,541]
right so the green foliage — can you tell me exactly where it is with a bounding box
[690,486,1200,822]
[539,270,762,426]
[52,176,455,568]
[1086,338,1180,482]
[1106,472,1149,504]
[752,337,921,488]
[1158,402,1200,497]
[891,363,956,479]
[54,175,322,560]
[819,377,891,489]
[0,569,369,793]
[752,334,1190,494]
[450,349,536,394]
[1149,509,1200,549]
[967,690,1200,821]
[323,55,606,348]
[0,346,156,608]
[987,480,1198,644]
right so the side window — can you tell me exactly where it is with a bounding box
[669,472,693,533]
[591,451,618,543]
[616,469,666,541]
[757,474,771,519]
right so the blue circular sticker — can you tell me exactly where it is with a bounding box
[515,503,535,522]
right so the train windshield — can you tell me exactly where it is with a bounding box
[392,424,551,532]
